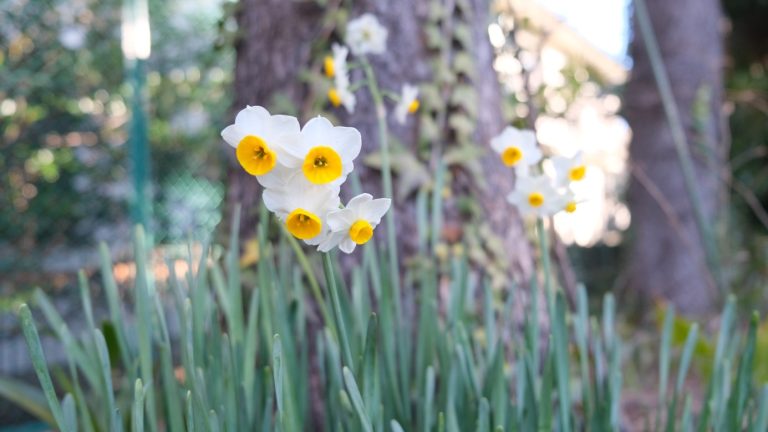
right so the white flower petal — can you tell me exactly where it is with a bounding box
[327,208,356,231]
[235,105,270,129]
[262,188,289,218]
[346,14,388,56]
[489,128,512,154]
[346,193,373,211]
[269,115,301,136]
[339,238,357,254]
[304,228,329,246]
[302,116,335,143]
[519,129,537,147]
[361,198,391,224]
[255,163,294,189]
[318,232,345,252]
[221,124,242,148]
[331,126,362,162]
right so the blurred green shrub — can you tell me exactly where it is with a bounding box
[0,0,232,257]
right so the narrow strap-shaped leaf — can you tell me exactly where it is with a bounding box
[226,204,244,342]
[391,419,406,432]
[94,329,118,430]
[159,343,184,432]
[423,366,436,432]
[656,305,675,431]
[752,385,768,432]
[186,391,195,432]
[272,335,285,428]
[61,393,78,432]
[727,312,759,429]
[666,322,699,432]
[553,293,571,432]
[476,398,490,432]
[132,379,145,432]
[0,376,55,425]
[18,304,69,431]
[343,366,373,432]
[99,243,132,367]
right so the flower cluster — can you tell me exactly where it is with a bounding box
[222,105,391,253]
[323,14,420,124]
[491,126,586,217]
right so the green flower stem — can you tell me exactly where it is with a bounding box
[537,218,554,308]
[323,252,355,371]
[282,226,336,337]
[361,58,402,315]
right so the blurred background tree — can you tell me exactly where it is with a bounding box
[624,0,724,315]
[622,0,768,316]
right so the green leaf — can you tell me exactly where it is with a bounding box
[61,393,78,432]
[343,366,373,432]
[0,376,55,425]
[18,303,70,431]
[133,379,145,432]
[94,329,118,430]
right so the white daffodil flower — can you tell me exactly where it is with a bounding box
[551,151,587,186]
[346,14,388,56]
[221,105,300,178]
[507,175,560,217]
[328,86,357,114]
[326,44,357,113]
[262,171,341,244]
[552,189,579,214]
[394,84,420,125]
[324,43,349,79]
[281,116,362,187]
[318,193,391,253]
[490,126,542,174]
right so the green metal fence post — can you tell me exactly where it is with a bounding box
[122,0,152,240]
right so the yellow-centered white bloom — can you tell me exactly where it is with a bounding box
[394,84,419,125]
[281,116,361,187]
[345,14,388,56]
[551,151,587,186]
[262,170,341,243]
[507,175,560,217]
[328,86,356,113]
[327,44,357,113]
[318,193,391,253]
[490,126,542,173]
[221,106,300,180]
[324,43,348,78]
[552,189,579,214]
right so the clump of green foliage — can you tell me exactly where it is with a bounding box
[1,204,767,431]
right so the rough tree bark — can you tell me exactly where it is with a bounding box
[624,0,725,315]
[229,0,532,277]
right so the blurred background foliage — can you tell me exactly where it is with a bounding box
[0,0,232,279]
[1,0,768,312]
[721,0,768,306]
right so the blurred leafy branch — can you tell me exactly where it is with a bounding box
[0,0,233,263]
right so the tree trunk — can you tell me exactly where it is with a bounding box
[230,0,537,426]
[624,0,724,315]
[229,0,533,278]
[226,0,325,238]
